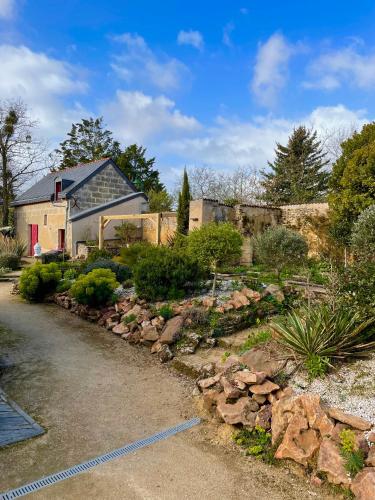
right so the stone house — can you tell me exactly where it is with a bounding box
[12,158,148,256]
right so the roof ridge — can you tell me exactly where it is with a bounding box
[57,157,111,172]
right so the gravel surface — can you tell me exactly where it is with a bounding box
[290,355,375,425]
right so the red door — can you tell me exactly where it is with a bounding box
[29,224,38,256]
[58,229,65,251]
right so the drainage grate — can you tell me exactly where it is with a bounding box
[0,417,200,499]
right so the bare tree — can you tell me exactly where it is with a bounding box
[318,124,357,166]
[0,100,48,225]
[174,165,264,205]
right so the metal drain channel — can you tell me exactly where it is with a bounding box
[0,417,200,499]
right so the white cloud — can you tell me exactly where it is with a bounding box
[0,0,14,19]
[251,33,299,108]
[102,90,200,144]
[112,33,190,91]
[177,30,204,50]
[0,44,88,139]
[162,105,368,175]
[304,45,375,90]
[223,22,235,47]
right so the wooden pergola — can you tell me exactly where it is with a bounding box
[98,212,176,249]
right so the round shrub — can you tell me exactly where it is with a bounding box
[84,259,131,283]
[253,226,308,278]
[86,248,111,264]
[19,262,62,302]
[133,246,203,301]
[351,205,375,261]
[70,268,119,307]
[0,254,20,270]
[117,241,153,271]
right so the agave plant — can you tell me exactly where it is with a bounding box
[271,304,375,363]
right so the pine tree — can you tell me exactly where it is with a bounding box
[261,126,330,205]
[177,169,191,235]
[54,117,121,170]
[115,144,163,193]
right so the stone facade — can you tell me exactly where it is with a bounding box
[71,164,133,214]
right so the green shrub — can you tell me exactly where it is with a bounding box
[187,222,243,294]
[339,429,365,477]
[157,304,174,320]
[63,268,77,280]
[133,246,203,301]
[116,241,153,270]
[0,254,20,270]
[0,267,11,277]
[19,263,62,301]
[70,269,119,307]
[305,354,330,381]
[114,222,138,245]
[41,250,67,264]
[253,226,308,278]
[331,262,375,318]
[234,426,275,464]
[86,248,111,264]
[123,313,136,324]
[271,304,375,369]
[351,205,375,261]
[84,259,131,283]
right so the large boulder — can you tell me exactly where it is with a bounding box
[216,396,258,426]
[112,322,130,335]
[351,468,375,500]
[275,414,320,465]
[159,316,184,344]
[142,325,159,342]
[327,407,372,431]
[249,380,280,395]
[317,438,351,486]
[233,370,266,385]
[240,345,285,378]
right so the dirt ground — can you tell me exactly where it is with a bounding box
[0,281,330,499]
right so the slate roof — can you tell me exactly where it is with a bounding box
[69,192,148,222]
[12,158,137,206]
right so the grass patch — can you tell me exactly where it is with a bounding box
[238,329,271,354]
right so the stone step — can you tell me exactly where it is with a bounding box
[218,325,272,353]
[172,347,227,379]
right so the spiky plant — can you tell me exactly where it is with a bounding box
[271,304,375,365]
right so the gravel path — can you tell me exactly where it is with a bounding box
[0,282,329,499]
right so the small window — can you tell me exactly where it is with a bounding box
[44,214,47,226]
[55,181,62,201]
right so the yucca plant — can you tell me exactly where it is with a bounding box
[271,304,375,365]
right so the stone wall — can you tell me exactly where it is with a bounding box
[71,164,134,214]
[280,202,330,257]
[142,212,177,245]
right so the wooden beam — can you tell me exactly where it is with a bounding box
[98,216,104,250]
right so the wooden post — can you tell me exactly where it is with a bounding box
[155,213,161,245]
[98,216,104,250]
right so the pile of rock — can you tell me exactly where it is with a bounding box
[53,284,281,363]
[196,355,375,499]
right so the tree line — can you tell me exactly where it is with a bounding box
[1,98,374,249]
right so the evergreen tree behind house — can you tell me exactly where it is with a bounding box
[177,168,192,235]
[261,126,330,205]
[54,117,163,194]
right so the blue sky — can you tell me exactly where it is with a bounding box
[1,0,375,186]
